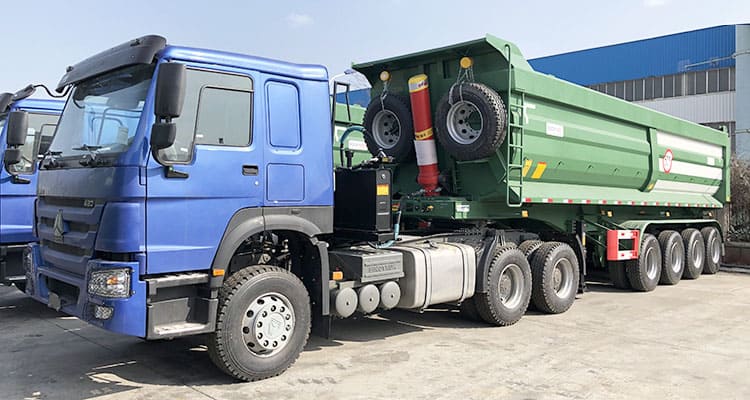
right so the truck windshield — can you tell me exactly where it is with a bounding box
[49,64,154,159]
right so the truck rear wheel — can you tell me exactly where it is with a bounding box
[530,242,580,314]
[518,240,544,259]
[657,231,684,285]
[700,227,721,274]
[208,265,310,381]
[363,94,414,162]
[434,82,506,161]
[474,246,531,326]
[608,261,631,290]
[626,233,661,292]
[681,229,705,280]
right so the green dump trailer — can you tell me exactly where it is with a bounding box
[352,34,729,301]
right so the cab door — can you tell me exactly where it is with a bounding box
[146,64,262,274]
[0,113,57,244]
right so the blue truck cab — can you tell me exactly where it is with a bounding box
[22,36,337,380]
[0,95,62,291]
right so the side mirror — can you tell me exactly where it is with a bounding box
[6,111,29,146]
[3,148,22,166]
[154,63,186,119]
[150,122,176,151]
[0,92,12,112]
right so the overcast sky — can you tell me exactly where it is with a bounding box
[0,0,747,96]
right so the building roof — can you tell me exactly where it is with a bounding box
[528,25,738,86]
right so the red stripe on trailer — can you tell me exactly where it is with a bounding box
[606,229,640,261]
[563,199,573,204]
[524,197,532,203]
[654,202,660,206]
[598,200,607,204]
[641,201,648,206]
[581,200,591,204]
[628,201,635,205]
[542,198,553,203]
[615,200,622,205]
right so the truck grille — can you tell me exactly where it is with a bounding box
[36,197,104,276]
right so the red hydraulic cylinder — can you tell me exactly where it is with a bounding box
[408,74,440,196]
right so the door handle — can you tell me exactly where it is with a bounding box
[242,165,259,176]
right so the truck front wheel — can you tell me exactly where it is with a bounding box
[208,265,311,381]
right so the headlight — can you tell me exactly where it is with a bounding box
[88,268,131,298]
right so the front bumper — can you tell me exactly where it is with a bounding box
[27,243,147,337]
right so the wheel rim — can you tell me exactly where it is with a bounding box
[692,239,704,267]
[552,258,575,299]
[498,263,524,309]
[241,292,295,357]
[644,247,658,280]
[371,110,401,150]
[670,242,683,273]
[446,100,484,145]
[709,236,720,264]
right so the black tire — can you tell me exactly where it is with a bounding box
[459,297,482,322]
[530,242,580,314]
[700,227,721,274]
[608,261,631,290]
[474,246,531,326]
[518,240,544,259]
[626,234,662,292]
[681,229,705,280]
[434,82,506,161]
[658,231,684,285]
[208,265,310,382]
[362,94,414,162]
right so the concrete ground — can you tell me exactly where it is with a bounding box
[2,272,749,400]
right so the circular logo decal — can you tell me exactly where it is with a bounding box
[662,149,674,174]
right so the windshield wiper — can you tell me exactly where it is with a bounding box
[74,144,104,167]
[72,144,103,151]
[40,150,63,169]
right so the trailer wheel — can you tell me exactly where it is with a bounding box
[363,94,414,162]
[608,261,631,290]
[626,233,662,292]
[208,265,310,381]
[657,231,684,285]
[474,246,531,326]
[681,229,705,280]
[700,227,721,274]
[530,242,580,314]
[434,83,506,161]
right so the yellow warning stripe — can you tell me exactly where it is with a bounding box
[531,162,547,179]
[414,128,433,140]
[522,159,533,177]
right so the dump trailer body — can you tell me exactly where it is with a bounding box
[353,35,730,217]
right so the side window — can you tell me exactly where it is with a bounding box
[9,113,59,174]
[159,68,253,163]
[195,87,252,146]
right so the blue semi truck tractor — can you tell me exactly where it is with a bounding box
[0,91,62,292]
[8,35,727,382]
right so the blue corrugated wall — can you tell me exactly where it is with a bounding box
[528,25,737,86]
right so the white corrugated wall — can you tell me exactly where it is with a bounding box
[634,92,735,124]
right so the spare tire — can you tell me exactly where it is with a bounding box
[434,83,506,161]
[363,94,414,162]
